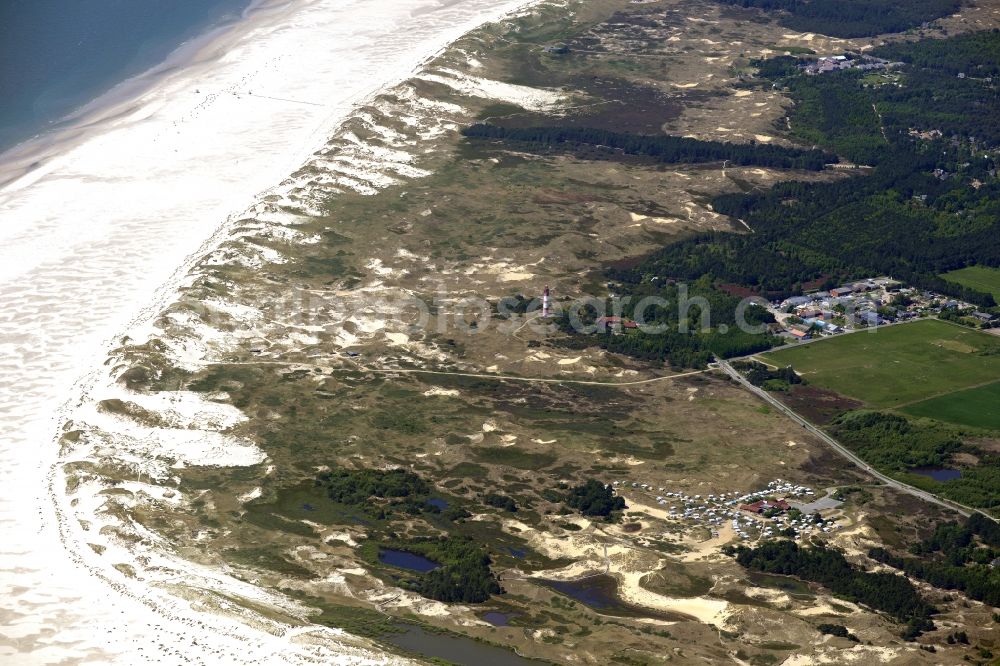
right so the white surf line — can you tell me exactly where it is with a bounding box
[0,0,549,663]
[226,90,331,107]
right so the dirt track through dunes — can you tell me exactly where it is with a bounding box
[199,360,710,387]
[351,366,710,385]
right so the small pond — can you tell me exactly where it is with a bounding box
[482,611,516,626]
[538,574,692,621]
[910,466,962,482]
[542,574,620,610]
[427,498,449,510]
[378,549,440,573]
[384,626,542,666]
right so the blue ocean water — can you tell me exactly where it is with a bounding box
[0,0,252,153]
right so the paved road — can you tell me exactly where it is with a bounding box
[717,360,995,521]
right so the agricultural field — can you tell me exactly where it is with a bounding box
[902,380,1000,431]
[759,319,1000,409]
[941,265,1000,302]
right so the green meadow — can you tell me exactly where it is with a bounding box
[902,381,1000,431]
[941,265,1000,301]
[760,320,1000,410]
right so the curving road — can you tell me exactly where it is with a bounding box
[717,360,995,521]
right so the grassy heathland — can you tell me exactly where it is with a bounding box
[760,319,1000,409]
[902,380,1000,431]
[941,265,1000,302]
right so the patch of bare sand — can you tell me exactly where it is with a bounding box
[781,645,916,665]
[511,510,732,626]
[829,513,881,558]
[618,569,729,625]
[676,523,736,563]
[628,211,681,225]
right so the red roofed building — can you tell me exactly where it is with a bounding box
[739,499,791,514]
[595,316,638,331]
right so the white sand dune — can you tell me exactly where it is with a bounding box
[0,0,541,663]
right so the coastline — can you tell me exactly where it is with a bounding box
[21,0,1000,663]
[0,0,263,190]
[0,0,542,662]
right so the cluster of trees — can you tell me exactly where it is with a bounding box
[625,34,1000,306]
[917,513,1000,553]
[597,326,777,369]
[386,537,502,603]
[939,306,993,328]
[751,55,804,79]
[461,124,836,170]
[868,514,1000,607]
[714,0,960,37]
[946,631,970,645]
[318,468,429,504]
[870,32,1000,152]
[817,623,859,642]
[932,461,1000,511]
[482,493,518,512]
[778,71,887,165]
[875,29,1000,78]
[316,468,451,517]
[830,412,1000,510]
[592,328,714,370]
[726,540,936,637]
[830,411,961,470]
[732,360,804,390]
[751,36,1000,159]
[555,279,778,369]
[564,479,626,518]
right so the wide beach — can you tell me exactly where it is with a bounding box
[0,0,537,662]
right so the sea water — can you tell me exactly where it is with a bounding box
[0,0,251,153]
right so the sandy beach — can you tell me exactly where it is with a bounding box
[0,0,538,662]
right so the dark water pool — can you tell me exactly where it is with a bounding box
[539,574,692,621]
[482,611,516,626]
[384,626,541,666]
[542,575,620,610]
[427,498,449,510]
[378,549,440,573]
[910,466,962,482]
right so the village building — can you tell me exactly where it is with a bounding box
[594,316,638,333]
[739,499,791,514]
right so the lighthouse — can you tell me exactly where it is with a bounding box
[542,285,550,318]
